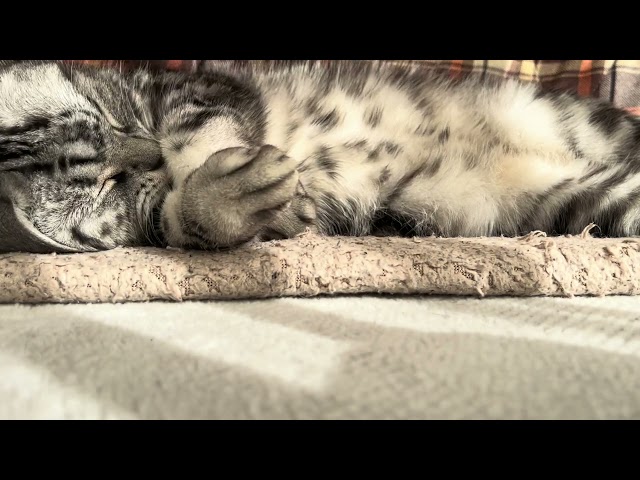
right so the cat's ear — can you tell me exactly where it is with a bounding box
[0,176,79,253]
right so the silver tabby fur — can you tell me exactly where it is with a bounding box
[1,60,640,253]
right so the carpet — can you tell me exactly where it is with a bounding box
[1,295,639,419]
[1,230,640,303]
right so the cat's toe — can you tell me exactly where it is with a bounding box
[257,180,318,241]
[234,145,297,195]
[178,144,302,248]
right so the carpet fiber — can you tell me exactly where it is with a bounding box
[2,230,640,303]
[1,296,639,419]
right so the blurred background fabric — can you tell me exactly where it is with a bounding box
[65,60,640,114]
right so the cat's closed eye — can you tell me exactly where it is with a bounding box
[97,171,127,196]
[109,171,127,183]
[112,125,134,135]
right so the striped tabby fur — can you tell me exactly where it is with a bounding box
[1,60,640,252]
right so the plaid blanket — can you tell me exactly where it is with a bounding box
[67,60,640,114]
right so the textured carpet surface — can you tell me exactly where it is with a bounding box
[1,295,639,419]
[2,231,640,303]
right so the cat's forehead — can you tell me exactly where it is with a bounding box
[0,63,91,125]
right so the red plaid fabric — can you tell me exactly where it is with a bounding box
[65,60,640,114]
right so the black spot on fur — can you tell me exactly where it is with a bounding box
[286,121,299,140]
[463,152,479,169]
[365,107,383,128]
[316,146,339,179]
[502,144,520,156]
[378,166,392,185]
[438,127,450,144]
[367,145,382,161]
[305,99,321,117]
[424,155,443,177]
[312,109,340,130]
[416,98,432,113]
[589,102,623,136]
[298,161,311,174]
[344,139,368,150]
[386,67,428,102]
[382,142,402,156]
[317,156,338,176]
[420,125,437,136]
[484,137,499,151]
[100,223,112,237]
[169,137,189,153]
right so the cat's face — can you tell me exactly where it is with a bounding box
[0,61,168,252]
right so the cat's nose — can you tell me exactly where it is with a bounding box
[112,137,164,172]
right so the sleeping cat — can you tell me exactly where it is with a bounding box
[1,60,639,253]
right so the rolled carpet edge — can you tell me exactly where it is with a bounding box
[1,230,639,303]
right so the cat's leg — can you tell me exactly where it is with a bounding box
[175,145,316,248]
[160,134,315,249]
[153,76,317,249]
[374,165,495,238]
[298,143,495,238]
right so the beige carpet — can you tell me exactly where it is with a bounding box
[2,230,640,303]
[1,295,639,419]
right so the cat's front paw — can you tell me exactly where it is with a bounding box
[176,145,303,248]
